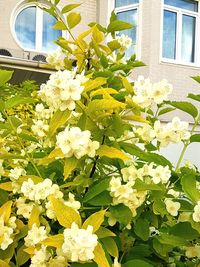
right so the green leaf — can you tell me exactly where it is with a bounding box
[53,20,67,30]
[169,222,199,240]
[124,260,153,267]
[82,210,106,233]
[133,180,163,191]
[71,264,97,267]
[157,233,188,246]
[87,191,112,206]
[167,101,198,119]
[84,77,107,92]
[134,218,149,241]
[181,174,200,203]
[64,157,78,180]
[16,245,30,266]
[110,204,132,226]
[153,238,172,257]
[0,70,13,86]
[190,134,200,143]
[187,93,200,102]
[101,237,118,258]
[67,12,81,29]
[96,227,116,239]
[88,99,126,115]
[153,199,167,217]
[48,109,71,137]
[83,179,111,202]
[107,20,133,33]
[62,4,81,13]
[5,96,37,109]
[192,76,200,83]
[158,107,175,116]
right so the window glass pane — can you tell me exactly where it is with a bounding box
[115,0,139,8]
[163,10,177,59]
[181,15,195,62]
[117,9,137,57]
[164,0,198,12]
[42,12,62,51]
[15,7,36,49]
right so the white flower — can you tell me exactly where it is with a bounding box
[117,34,132,50]
[165,199,180,216]
[24,224,47,247]
[56,126,99,159]
[46,48,66,70]
[136,124,155,143]
[0,215,16,250]
[151,79,172,104]
[31,119,49,138]
[193,201,200,222]
[149,165,171,184]
[168,189,180,198]
[16,197,35,219]
[39,70,86,112]
[62,222,98,262]
[0,112,5,122]
[30,245,50,267]
[185,245,200,258]
[113,257,121,267]
[9,167,26,180]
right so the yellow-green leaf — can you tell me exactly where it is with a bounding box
[90,88,118,98]
[38,148,65,165]
[96,227,116,239]
[122,115,147,123]
[82,210,106,233]
[50,196,82,228]
[84,77,107,93]
[48,109,71,138]
[88,99,126,115]
[121,76,134,93]
[0,201,12,223]
[101,237,119,258]
[28,206,40,229]
[67,12,81,29]
[62,4,81,14]
[40,234,64,248]
[97,145,130,161]
[93,242,110,267]
[23,247,35,255]
[53,20,67,30]
[0,259,9,267]
[0,182,12,191]
[92,25,104,43]
[64,157,78,180]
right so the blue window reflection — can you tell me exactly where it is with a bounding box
[115,0,139,8]
[163,10,177,59]
[42,12,62,51]
[164,0,198,12]
[181,15,196,62]
[15,7,36,49]
[117,9,137,58]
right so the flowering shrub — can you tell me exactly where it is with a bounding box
[1,1,200,266]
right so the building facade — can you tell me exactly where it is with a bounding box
[1,0,200,165]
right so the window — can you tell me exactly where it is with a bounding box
[115,0,139,58]
[14,5,62,52]
[162,0,198,64]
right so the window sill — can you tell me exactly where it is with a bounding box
[160,59,200,70]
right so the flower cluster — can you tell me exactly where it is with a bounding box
[25,224,47,247]
[46,48,66,70]
[117,34,132,50]
[109,176,147,217]
[0,215,16,250]
[62,222,98,262]
[193,201,200,222]
[154,117,190,147]
[39,70,87,112]
[56,126,100,159]
[132,76,172,108]
[21,178,63,203]
[165,199,180,216]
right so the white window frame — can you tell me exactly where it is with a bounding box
[11,1,64,53]
[161,0,200,67]
[109,0,142,60]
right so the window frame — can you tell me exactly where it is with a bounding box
[110,0,142,59]
[161,0,200,66]
[11,1,64,53]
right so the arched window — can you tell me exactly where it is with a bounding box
[14,5,62,52]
